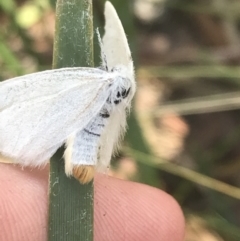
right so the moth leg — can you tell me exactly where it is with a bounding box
[64,108,111,184]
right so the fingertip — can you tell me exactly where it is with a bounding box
[0,166,185,241]
[156,190,185,241]
[0,164,48,241]
[94,174,185,241]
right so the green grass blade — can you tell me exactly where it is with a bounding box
[48,0,93,240]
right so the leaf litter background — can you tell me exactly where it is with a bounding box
[1,0,240,240]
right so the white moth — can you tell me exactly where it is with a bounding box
[0,1,135,183]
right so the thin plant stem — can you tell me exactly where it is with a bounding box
[48,0,94,240]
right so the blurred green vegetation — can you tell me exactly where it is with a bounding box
[1,0,240,240]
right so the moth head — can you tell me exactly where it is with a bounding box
[102,1,136,111]
[111,64,136,102]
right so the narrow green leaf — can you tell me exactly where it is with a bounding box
[48,0,93,241]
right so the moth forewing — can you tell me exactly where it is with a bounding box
[0,67,107,110]
[103,2,133,71]
[0,69,111,167]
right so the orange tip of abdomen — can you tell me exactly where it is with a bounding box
[72,165,95,184]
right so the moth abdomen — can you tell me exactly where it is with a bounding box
[114,99,121,104]
[83,128,101,137]
[99,111,110,118]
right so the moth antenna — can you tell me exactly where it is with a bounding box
[96,28,108,71]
